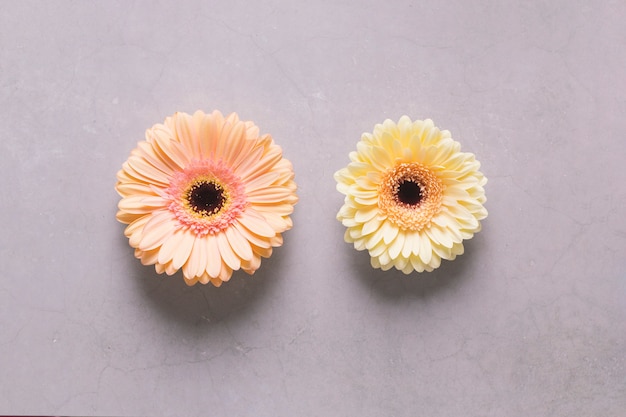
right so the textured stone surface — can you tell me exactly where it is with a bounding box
[0,1,625,415]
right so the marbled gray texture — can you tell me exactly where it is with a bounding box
[0,1,624,416]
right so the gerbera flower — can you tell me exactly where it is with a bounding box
[116,110,297,286]
[334,116,487,273]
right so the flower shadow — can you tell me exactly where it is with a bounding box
[345,234,483,301]
[132,242,285,328]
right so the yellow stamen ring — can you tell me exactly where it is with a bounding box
[378,163,443,231]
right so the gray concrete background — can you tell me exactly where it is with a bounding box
[1,1,625,416]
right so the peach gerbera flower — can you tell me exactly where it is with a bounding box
[334,116,487,273]
[116,110,297,286]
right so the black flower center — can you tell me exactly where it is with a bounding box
[397,180,422,206]
[188,181,225,215]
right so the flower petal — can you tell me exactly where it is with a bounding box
[117,110,297,285]
[172,233,195,270]
[157,228,188,266]
[238,210,276,238]
[388,233,405,260]
[418,233,432,265]
[225,225,253,262]
[183,236,204,279]
[233,221,272,249]
[246,187,295,203]
[205,235,222,278]
[380,220,399,245]
[216,231,241,271]
[138,211,176,251]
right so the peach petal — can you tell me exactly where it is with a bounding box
[241,253,262,274]
[138,213,176,251]
[186,236,207,279]
[238,210,276,238]
[174,112,200,156]
[252,203,294,216]
[157,228,188,265]
[198,273,211,285]
[118,196,166,214]
[225,226,253,262]
[184,276,199,286]
[216,231,241,271]
[205,235,222,279]
[233,222,272,249]
[172,233,195,270]
[221,121,245,165]
[238,147,282,181]
[218,261,233,282]
[117,110,297,285]
[246,187,295,203]
[244,171,281,192]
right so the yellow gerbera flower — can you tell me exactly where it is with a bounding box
[116,110,297,286]
[334,116,487,273]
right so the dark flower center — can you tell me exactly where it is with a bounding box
[188,181,225,215]
[397,180,422,206]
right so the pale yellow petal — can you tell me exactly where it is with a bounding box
[410,256,426,273]
[388,233,405,260]
[380,220,399,245]
[369,240,387,257]
[361,216,383,236]
[425,224,453,248]
[401,231,416,259]
[354,207,378,224]
[418,232,432,265]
